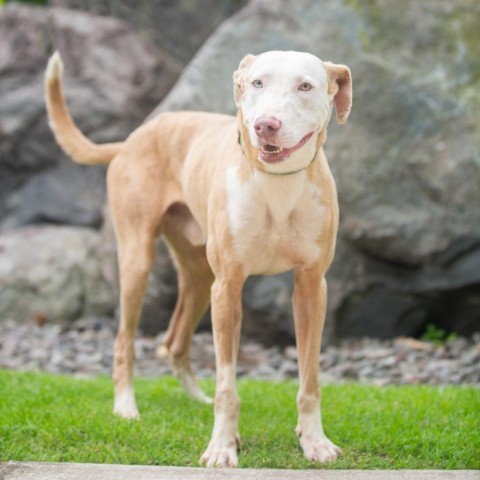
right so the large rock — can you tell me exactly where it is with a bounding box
[145,0,480,340]
[3,1,479,342]
[0,226,114,323]
[0,4,180,230]
[49,0,248,64]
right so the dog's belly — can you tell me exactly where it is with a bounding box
[226,166,329,275]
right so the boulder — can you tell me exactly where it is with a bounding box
[145,0,480,340]
[0,226,114,323]
[2,0,479,342]
[49,0,248,64]
[0,4,180,230]
[2,162,106,230]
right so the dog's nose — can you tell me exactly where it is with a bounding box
[254,115,282,139]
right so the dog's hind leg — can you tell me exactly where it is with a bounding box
[159,207,214,403]
[107,151,166,419]
[113,233,156,418]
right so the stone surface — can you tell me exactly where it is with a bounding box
[1,317,479,386]
[1,462,478,480]
[242,273,295,343]
[49,0,248,64]
[2,1,480,343]
[0,4,179,230]
[2,162,107,230]
[146,0,480,340]
[0,226,114,323]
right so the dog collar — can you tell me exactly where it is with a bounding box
[237,131,319,176]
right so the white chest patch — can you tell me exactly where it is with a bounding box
[226,166,327,275]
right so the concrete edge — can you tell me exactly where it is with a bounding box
[1,462,479,480]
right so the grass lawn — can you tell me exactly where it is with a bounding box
[0,369,479,469]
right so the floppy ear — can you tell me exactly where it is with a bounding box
[233,54,256,107]
[323,62,352,124]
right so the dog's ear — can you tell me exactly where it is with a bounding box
[233,54,256,107]
[323,62,352,124]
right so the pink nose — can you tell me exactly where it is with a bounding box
[254,115,282,139]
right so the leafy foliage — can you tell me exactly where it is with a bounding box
[421,323,457,345]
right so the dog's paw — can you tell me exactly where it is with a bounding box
[190,387,214,405]
[114,405,140,420]
[113,389,140,420]
[178,370,213,404]
[199,439,238,468]
[299,434,342,463]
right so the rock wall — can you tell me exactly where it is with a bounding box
[0,226,112,322]
[0,4,175,324]
[0,4,180,231]
[149,0,480,340]
[49,0,248,64]
[1,0,479,343]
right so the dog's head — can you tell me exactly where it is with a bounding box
[234,51,352,172]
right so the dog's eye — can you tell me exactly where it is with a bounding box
[252,79,263,89]
[298,82,313,92]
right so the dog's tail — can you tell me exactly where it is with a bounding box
[44,52,123,165]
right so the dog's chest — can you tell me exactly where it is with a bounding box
[226,167,327,275]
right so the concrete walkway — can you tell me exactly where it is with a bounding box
[1,462,479,480]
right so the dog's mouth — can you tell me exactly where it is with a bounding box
[258,132,314,164]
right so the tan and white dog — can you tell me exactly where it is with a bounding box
[45,50,352,467]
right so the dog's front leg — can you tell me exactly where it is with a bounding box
[200,273,244,468]
[293,266,341,463]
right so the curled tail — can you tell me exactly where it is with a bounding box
[44,52,123,165]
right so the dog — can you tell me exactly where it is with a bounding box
[45,49,352,468]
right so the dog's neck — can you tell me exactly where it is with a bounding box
[236,110,327,176]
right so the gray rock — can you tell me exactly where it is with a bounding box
[50,0,248,64]
[0,4,179,230]
[0,226,114,323]
[2,162,107,229]
[146,0,480,339]
[3,0,479,342]
[1,316,479,385]
[242,273,295,344]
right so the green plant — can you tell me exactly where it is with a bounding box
[421,323,457,345]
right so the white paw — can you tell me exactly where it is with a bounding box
[299,434,342,463]
[114,404,140,419]
[199,434,240,468]
[199,443,238,468]
[178,370,213,404]
[190,388,214,405]
[113,388,140,419]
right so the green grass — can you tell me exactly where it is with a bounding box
[0,370,479,469]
